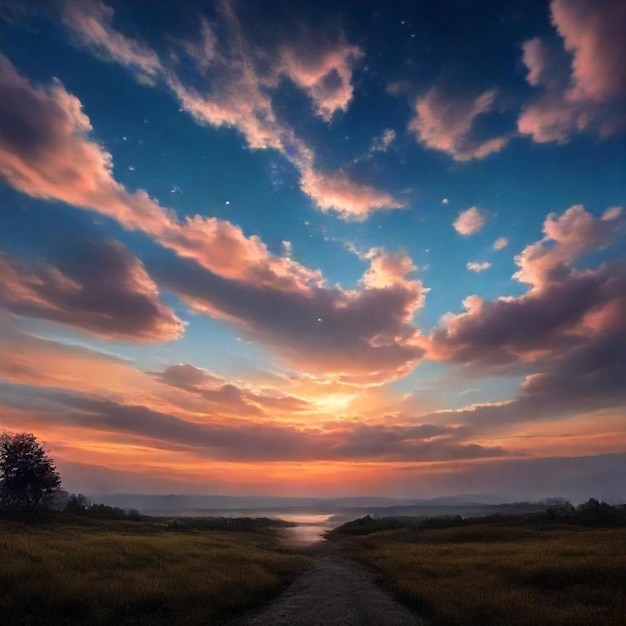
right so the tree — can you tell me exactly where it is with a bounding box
[0,432,62,511]
[64,493,90,515]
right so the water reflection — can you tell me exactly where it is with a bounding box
[277,513,340,546]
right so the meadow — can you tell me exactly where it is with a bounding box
[332,522,626,625]
[0,516,308,625]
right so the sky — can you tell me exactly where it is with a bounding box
[0,0,624,500]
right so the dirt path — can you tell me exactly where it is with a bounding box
[241,541,424,626]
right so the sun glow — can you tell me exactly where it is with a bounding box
[313,393,359,413]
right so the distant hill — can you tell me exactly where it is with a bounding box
[90,493,573,515]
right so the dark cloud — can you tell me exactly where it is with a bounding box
[430,262,626,367]
[409,205,626,433]
[153,251,426,385]
[156,363,311,416]
[429,207,625,374]
[0,384,503,463]
[0,239,183,341]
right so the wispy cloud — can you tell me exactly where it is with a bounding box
[55,0,402,220]
[467,261,491,272]
[493,237,509,250]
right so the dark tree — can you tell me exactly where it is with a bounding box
[64,493,91,515]
[0,432,62,511]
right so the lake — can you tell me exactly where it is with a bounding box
[276,512,340,545]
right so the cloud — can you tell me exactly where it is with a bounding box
[409,85,509,160]
[0,55,426,384]
[423,315,626,432]
[0,54,167,233]
[155,248,427,385]
[0,317,316,424]
[370,129,396,153]
[467,261,491,272]
[0,384,504,463]
[299,168,405,221]
[518,0,626,143]
[454,207,487,235]
[54,0,401,220]
[426,206,626,424]
[0,313,143,394]
[493,237,509,250]
[61,0,162,80]
[0,240,183,341]
[156,363,311,415]
[514,205,624,287]
[278,32,363,121]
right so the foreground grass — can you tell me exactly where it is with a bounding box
[0,516,308,625]
[334,524,626,625]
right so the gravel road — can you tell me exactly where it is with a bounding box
[241,541,424,626]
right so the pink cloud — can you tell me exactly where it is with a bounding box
[0,240,183,342]
[428,206,626,372]
[409,85,509,161]
[361,248,420,289]
[156,363,311,415]
[55,0,400,220]
[0,57,424,385]
[299,168,405,221]
[0,55,322,293]
[518,0,626,143]
[467,261,491,272]
[61,0,162,80]
[514,205,624,286]
[552,0,626,103]
[454,207,487,235]
[278,35,363,121]
[493,237,509,251]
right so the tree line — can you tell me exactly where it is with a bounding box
[0,432,140,520]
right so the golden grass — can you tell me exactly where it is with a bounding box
[339,524,626,626]
[0,517,308,625]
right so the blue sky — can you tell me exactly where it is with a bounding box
[0,0,624,498]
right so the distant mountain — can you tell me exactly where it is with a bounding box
[91,494,419,511]
[91,492,542,513]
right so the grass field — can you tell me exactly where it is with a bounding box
[0,516,308,625]
[334,523,626,626]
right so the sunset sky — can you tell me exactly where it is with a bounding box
[0,0,624,499]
